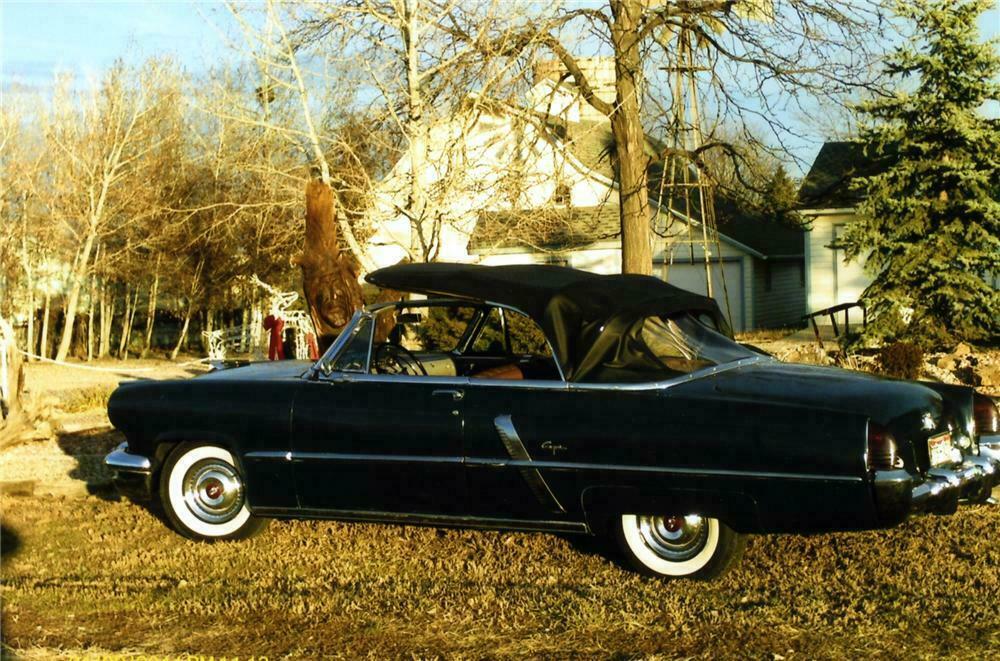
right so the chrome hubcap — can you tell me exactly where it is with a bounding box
[636,515,708,561]
[182,459,245,524]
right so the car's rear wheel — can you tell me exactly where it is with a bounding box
[159,443,267,541]
[615,514,745,579]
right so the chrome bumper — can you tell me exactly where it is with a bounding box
[913,464,983,513]
[104,442,155,500]
[979,434,1000,465]
[104,441,152,473]
[875,459,995,523]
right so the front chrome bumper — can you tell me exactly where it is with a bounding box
[105,441,152,473]
[104,441,155,500]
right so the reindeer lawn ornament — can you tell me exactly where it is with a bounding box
[293,179,364,351]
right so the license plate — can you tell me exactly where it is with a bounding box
[928,432,954,466]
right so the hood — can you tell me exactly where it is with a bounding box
[705,361,944,427]
[196,360,313,381]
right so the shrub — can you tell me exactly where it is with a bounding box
[877,341,924,380]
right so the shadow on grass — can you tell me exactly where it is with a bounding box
[1,524,22,560]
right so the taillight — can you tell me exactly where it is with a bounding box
[867,422,900,471]
[974,393,999,435]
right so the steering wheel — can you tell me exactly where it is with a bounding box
[373,342,428,376]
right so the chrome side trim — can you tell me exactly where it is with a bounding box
[104,442,152,473]
[493,415,566,513]
[245,451,463,465]
[250,506,589,534]
[566,356,770,391]
[246,450,862,483]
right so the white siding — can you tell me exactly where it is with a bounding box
[804,211,871,314]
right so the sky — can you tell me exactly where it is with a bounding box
[2,0,999,174]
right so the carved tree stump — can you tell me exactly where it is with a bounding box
[293,179,365,352]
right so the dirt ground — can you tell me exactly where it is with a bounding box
[2,353,999,658]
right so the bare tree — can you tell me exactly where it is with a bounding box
[445,0,892,274]
[40,62,183,362]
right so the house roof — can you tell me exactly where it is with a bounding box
[469,200,803,259]
[469,206,620,252]
[796,141,892,210]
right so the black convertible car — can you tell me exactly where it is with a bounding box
[106,263,1000,579]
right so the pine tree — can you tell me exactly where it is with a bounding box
[761,165,800,225]
[838,0,1000,347]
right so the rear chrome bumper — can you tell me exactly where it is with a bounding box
[104,441,155,500]
[875,460,994,523]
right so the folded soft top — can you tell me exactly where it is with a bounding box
[366,262,731,381]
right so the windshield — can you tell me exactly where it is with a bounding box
[582,313,755,383]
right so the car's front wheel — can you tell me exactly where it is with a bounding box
[159,443,267,541]
[615,514,745,579]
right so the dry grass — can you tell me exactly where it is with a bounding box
[56,385,118,415]
[2,493,999,658]
[3,358,999,658]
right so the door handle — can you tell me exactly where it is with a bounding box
[432,389,464,401]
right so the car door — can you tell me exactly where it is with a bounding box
[290,314,466,514]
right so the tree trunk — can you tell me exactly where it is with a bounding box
[98,283,115,359]
[0,316,26,445]
[20,233,34,363]
[141,268,160,358]
[170,299,194,361]
[403,0,431,261]
[610,0,652,275]
[118,287,140,359]
[87,273,95,361]
[200,308,214,354]
[53,227,97,362]
[39,291,51,360]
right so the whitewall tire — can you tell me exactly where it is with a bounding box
[616,514,745,580]
[159,443,267,541]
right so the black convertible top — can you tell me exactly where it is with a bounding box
[366,262,731,381]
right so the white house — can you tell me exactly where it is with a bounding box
[798,141,999,324]
[366,58,805,332]
[796,142,882,316]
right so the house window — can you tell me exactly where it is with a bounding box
[553,183,571,206]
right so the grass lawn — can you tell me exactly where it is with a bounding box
[2,493,999,658]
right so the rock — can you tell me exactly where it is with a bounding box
[936,356,957,371]
[953,342,973,357]
[781,346,833,366]
[976,364,1000,387]
[0,480,36,497]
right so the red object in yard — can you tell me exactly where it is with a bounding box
[306,332,319,361]
[263,314,285,361]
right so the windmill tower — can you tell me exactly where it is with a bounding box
[655,1,772,326]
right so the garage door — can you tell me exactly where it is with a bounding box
[662,261,745,332]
